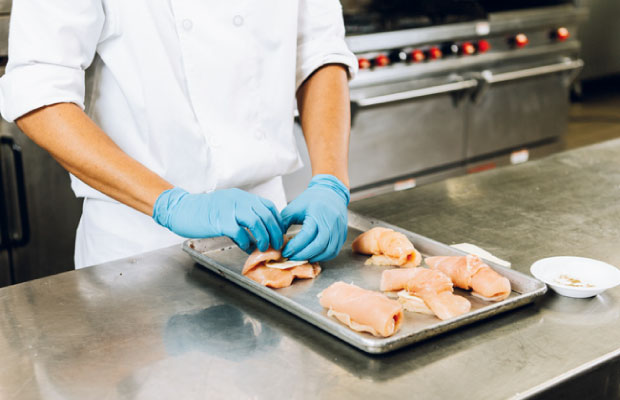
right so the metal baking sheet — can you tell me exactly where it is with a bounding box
[183,210,547,354]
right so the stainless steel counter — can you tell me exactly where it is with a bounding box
[2,139,620,399]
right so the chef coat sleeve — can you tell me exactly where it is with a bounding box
[0,0,105,123]
[296,0,358,91]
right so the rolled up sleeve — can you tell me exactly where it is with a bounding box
[296,0,358,91]
[0,0,104,122]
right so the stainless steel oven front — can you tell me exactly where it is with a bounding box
[283,4,586,201]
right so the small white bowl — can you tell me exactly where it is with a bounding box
[530,256,620,298]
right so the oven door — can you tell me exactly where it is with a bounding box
[466,58,583,158]
[282,76,477,200]
[348,76,477,189]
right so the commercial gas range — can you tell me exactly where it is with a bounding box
[283,0,587,200]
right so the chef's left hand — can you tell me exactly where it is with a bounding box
[281,174,350,262]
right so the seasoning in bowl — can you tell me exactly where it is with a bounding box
[530,256,620,298]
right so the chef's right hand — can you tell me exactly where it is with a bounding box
[152,187,283,253]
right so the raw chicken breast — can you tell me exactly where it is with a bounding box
[405,267,453,294]
[419,291,471,321]
[470,265,512,301]
[425,255,511,301]
[242,247,282,275]
[351,227,422,268]
[242,245,321,289]
[243,264,321,289]
[319,282,403,337]
[380,268,423,292]
[402,268,471,320]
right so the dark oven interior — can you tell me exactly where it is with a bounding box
[342,0,573,14]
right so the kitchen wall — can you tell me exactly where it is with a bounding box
[575,0,620,80]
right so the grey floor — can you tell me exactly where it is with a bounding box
[565,77,620,149]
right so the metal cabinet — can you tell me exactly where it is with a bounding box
[0,121,83,287]
[575,0,620,80]
[466,59,581,158]
[347,79,470,189]
[0,0,10,13]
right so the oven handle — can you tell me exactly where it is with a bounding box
[0,141,8,251]
[472,58,583,103]
[352,79,479,108]
[0,137,30,248]
[479,59,584,85]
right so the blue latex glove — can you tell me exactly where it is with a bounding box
[281,174,350,262]
[153,188,284,253]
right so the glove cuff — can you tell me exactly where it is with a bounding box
[152,187,189,228]
[309,174,350,206]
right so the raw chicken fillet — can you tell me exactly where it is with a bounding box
[352,227,422,267]
[425,255,511,301]
[319,282,403,337]
[400,268,471,320]
[380,268,423,292]
[242,245,320,289]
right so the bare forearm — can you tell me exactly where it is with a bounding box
[296,64,351,187]
[16,103,172,215]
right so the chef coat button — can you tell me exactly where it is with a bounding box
[210,139,221,148]
[233,15,244,27]
[182,19,193,31]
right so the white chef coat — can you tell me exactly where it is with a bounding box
[0,0,357,268]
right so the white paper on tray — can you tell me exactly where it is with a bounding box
[450,243,512,268]
[265,259,309,270]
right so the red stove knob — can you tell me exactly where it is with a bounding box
[411,49,426,62]
[358,57,371,70]
[428,46,443,60]
[554,27,570,41]
[477,39,491,53]
[374,54,390,67]
[461,42,476,55]
[514,33,529,48]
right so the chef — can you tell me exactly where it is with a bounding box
[0,1,357,268]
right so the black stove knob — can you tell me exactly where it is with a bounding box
[389,49,409,63]
[442,42,459,56]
